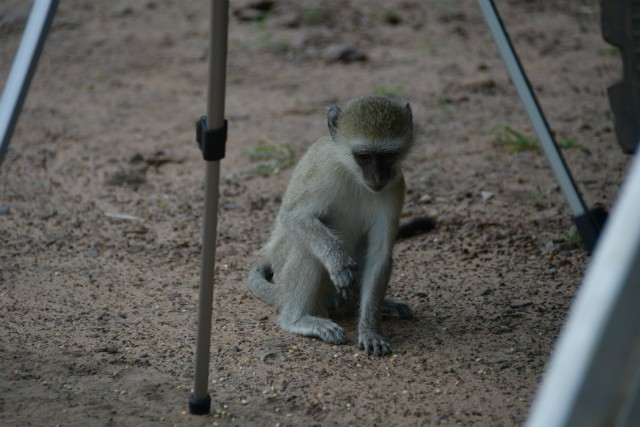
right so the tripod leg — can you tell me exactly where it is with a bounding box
[477,0,605,252]
[189,0,229,415]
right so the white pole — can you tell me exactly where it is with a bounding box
[0,0,59,167]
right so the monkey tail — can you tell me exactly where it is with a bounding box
[248,260,279,307]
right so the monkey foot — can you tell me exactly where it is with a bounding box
[359,331,393,356]
[280,315,347,345]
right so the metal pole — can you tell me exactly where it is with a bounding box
[0,0,59,168]
[477,0,586,216]
[189,0,228,415]
[477,0,605,251]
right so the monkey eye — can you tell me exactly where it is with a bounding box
[353,152,373,164]
[378,152,399,162]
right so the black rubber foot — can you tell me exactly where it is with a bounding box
[574,207,608,253]
[189,393,211,415]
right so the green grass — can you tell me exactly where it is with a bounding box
[418,41,438,56]
[372,86,404,97]
[531,186,552,208]
[246,141,295,177]
[557,137,581,149]
[563,227,582,246]
[492,125,538,152]
[492,125,580,152]
[597,47,619,56]
[224,139,295,182]
[254,33,293,55]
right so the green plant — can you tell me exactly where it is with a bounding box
[492,125,580,152]
[491,125,538,152]
[419,41,438,56]
[531,186,552,208]
[247,142,294,174]
[225,139,295,181]
[563,227,582,246]
[557,137,581,149]
[372,86,404,97]
[597,47,619,56]
[254,34,293,55]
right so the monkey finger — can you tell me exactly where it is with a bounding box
[335,285,354,301]
[330,266,357,289]
[359,333,393,357]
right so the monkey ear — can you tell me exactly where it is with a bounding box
[327,106,341,140]
[405,102,412,121]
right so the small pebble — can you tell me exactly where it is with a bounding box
[481,191,494,201]
[418,194,432,204]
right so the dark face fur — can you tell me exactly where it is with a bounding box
[352,150,400,192]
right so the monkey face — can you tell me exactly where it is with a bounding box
[353,150,399,192]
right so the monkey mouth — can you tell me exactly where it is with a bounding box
[367,182,387,192]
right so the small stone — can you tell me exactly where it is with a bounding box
[418,194,432,204]
[84,248,99,258]
[481,191,494,201]
[322,44,368,63]
[110,5,135,17]
[233,0,274,21]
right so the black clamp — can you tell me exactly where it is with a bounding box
[196,116,227,161]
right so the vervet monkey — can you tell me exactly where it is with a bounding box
[248,95,414,356]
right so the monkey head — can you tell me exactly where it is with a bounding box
[327,95,414,192]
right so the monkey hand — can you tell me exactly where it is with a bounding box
[329,258,359,300]
[359,330,393,356]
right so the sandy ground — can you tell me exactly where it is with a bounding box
[0,0,630,426]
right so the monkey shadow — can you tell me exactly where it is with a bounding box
[327,302,437,352]
[382,311,437,352]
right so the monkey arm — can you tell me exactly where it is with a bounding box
[277,205,359,298]
[357,220,395,355]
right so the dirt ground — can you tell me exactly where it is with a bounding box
[0,0,631,426]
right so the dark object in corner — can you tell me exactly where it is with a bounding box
[397,216,437,240]
[601,0,640,154]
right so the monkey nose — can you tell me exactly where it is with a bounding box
[369,182,386,192]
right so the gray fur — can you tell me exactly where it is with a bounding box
[247,95,414,356]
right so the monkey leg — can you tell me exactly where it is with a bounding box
[276,249,347,345]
